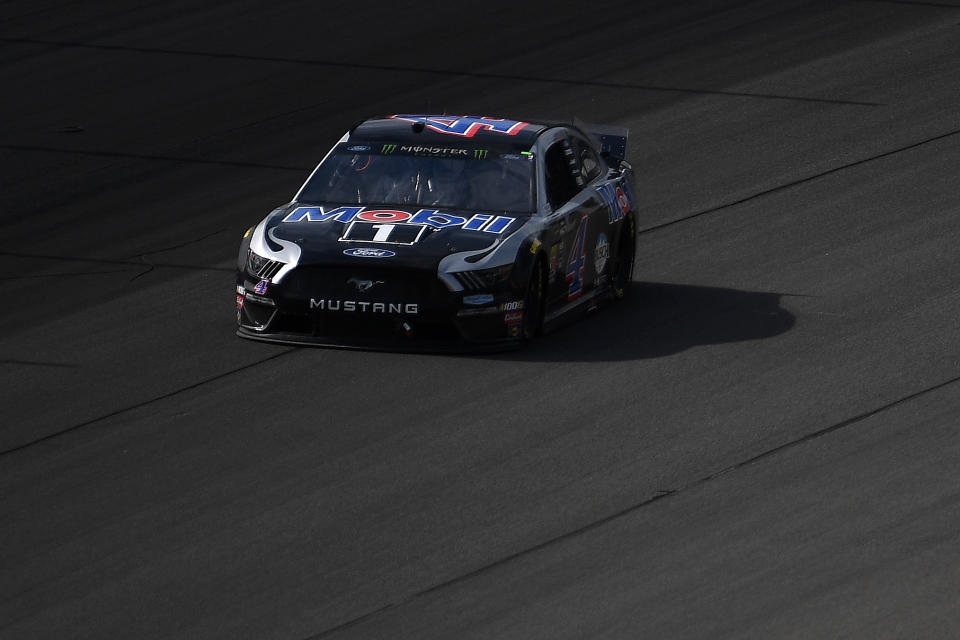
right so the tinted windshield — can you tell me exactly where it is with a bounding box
[296,142,535,213]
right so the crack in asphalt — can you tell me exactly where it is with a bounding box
[302,372,960,639]
[128,228,228,281]
[0,359,78,369]
[856,0,960,8]
[638,127,960,235]
[0,37,882,107]
[0,349,296,458]
[0,268,131,281]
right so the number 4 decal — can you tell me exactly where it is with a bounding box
[565,214,589,300]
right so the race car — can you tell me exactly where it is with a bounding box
[236,114,637,349]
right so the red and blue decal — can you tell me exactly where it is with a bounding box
[597,176,634,223]
[282,206,514,234]
[389,115,529,138]
[565,214,589,301]
[254,280,269,295]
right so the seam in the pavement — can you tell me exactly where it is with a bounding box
[0,144,308,172]
[0,251,234,273]
[303,372,960,638]
[855,0,960,8]
[0,349,296,458]
[0,37,881,107]
[639,127,960,235]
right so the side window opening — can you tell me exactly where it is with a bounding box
[544,140,580,210]
[575,138,602,183]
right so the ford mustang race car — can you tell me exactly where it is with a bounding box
[236,114,636,349]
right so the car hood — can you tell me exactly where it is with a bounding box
[259,202,526,270]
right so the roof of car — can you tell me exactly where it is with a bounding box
[349,115,549,146]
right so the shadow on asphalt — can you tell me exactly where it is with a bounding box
[497,281,797,362]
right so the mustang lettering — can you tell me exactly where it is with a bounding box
[310,299,419,314]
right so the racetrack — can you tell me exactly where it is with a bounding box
[2,1,960,637]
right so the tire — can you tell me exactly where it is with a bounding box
[522,258,546,340]
[611,214,636,300]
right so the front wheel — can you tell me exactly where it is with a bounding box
[522,259,545,340]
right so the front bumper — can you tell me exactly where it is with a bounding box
[235,265,527,350]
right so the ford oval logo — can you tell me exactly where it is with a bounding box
[343,247,396,258]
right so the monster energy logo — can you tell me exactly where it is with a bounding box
[382,144,398,154]
[473,149,489,159]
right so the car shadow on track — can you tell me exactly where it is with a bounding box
[497,281,797,362]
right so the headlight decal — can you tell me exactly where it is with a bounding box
[248,221,302,283]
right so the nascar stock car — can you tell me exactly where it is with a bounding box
[236,114,637,348]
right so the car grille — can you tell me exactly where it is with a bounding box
[284,265,443,301]
[453,270,488,291]
[247,251,285,280]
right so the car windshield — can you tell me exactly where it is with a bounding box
[296,142,536,213]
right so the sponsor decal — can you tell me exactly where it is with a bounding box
[310,299,418,314]
[284,206,515,235]
[343,247,396,258]
[244,292,275,306]
[389,115,530,138]
[347,144,372,152]
[504,311,524,324]
[548,244,559,283]
[597,177,634,223]
[236,284,245,295]
[236,294,244,309]
[397,145,470,157]
[509,325,521,337]
[254,279,269,295]
[473,149,489,159]
[594,234,609,274]
[381,143,398,154]
[616,187,630,214]
[463,293,495,306]
[347,277,384,292]
[529,238,541,255]
[500,300,524,311]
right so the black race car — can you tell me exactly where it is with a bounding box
[236,114,636,349]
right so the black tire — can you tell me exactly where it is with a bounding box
[522,258,546,340]
[611,215,636,300]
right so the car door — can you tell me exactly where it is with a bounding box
[568,132,617,292]
[541,131,607,308]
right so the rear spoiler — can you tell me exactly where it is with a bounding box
[576,120,629,164]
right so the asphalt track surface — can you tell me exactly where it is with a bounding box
[2,1,960,638]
